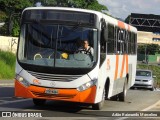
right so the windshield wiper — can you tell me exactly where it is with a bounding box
[71,22,82,31]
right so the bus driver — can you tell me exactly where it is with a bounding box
[76,39,94,56]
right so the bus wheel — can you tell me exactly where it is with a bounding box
[110,95,118,101]
[92,88,105,110]
[118,78,128,101]
[33,98,46,106]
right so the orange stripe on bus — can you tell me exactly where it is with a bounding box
[126,55,128,73]
[118,21,125,29]
[114,55,119,80]
[120,55,126,78]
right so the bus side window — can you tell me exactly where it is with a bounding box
[135,34,137,54]
[131,32,134,54]
[121,29,125,54]
[125,31,129,54]
[107,24,115,54]
[117,28,122,54]
[128,32,131,54]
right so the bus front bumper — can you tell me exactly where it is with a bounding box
[15,80,96,103]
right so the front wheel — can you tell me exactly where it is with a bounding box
[33,98,46,106]
[92,100,104,110]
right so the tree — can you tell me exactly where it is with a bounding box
[0,0,108,36]
[0,0,33,36]
[138,44,160,55]
[40,0,108,12]
[0,11,7,22]
[0,0,33,14]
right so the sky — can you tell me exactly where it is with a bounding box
[98,0,160,20]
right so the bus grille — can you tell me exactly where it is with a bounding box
[27,71,82,82]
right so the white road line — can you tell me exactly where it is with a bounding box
[0,96,15,99]
[141,100,160,111]
[115,100,160,120]
[0,98,31,105]
[0,83,14,86]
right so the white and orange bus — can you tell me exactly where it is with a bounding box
[15,7,137,110]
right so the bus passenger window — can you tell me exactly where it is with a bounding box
[107,24,115,54]
[131,32,134,54]
[125,31,129,54]
[117,29,122,54]
[134,34,137,54]
[128,32,132,54]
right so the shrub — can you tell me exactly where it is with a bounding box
[0,50,16,79]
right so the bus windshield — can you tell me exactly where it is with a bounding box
[18,23,98,68]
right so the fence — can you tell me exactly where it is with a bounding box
[137,53,160,63]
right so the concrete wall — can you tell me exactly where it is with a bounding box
[137,31,160,45]
[137,31,160,63]
[0,36,18,53]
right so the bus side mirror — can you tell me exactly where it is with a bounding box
[103,28,108,42]
[101,28,108,42]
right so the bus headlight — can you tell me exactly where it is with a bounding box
[16,75,30,87]
[77,79,97,91]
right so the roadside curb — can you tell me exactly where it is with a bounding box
[0,83,14,86]
[0,80,14,86]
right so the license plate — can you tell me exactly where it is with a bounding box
[45,89,58,94]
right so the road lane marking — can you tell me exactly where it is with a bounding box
[115,100,160,120]
[0,98,31,105]
[141,100,160,111]
[0,83,14,86]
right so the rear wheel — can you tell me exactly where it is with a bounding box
[118,78,128,101]
[92,88,105,110]
[110,95,118,101]
[33,98,46,106]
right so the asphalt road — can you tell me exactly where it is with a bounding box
[0,86,160,119]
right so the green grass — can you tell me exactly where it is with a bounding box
[137,64,160,87]
[0,50,16,79]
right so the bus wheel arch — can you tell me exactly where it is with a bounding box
[92,89,105,110]
[126,74,129,84]
[105,78,110,100]
[92,77,110,110]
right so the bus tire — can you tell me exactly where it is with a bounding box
[33,98,46,106]
[118,78,128,102]
[92,88,105,110]
[110,95,118,101]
